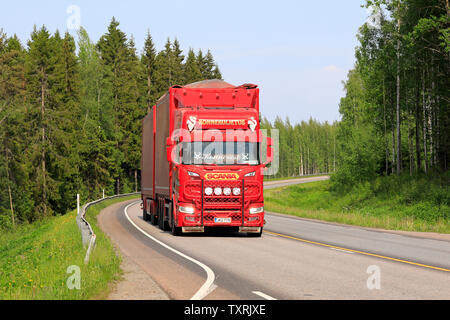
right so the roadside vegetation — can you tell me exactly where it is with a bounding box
[0,195,138,300]
[265,172,450,234]
[0,18,222,229]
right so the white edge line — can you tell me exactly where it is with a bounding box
[252,291,277,300]
[329,247,355,254]
[124,201,215,300]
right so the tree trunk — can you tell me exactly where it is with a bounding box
[300,152,304,176]
[41,68,47,216]
[392,110,396,175]
[415,79,421,172]
[383,79,388,175]
[5,152,15,227]
[8,184,15,227]
[396,36,401,174]
[422,69,428,173]
[408,112,413,176]
[333,135,336,173]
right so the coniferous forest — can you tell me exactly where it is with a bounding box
[0,18,227,226]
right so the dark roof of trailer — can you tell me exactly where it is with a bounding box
[175,79,258,89]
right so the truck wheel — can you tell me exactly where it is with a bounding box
[247,227,263,238]
[158,204,164,230]
[170,207,181,236]
[150,211,157,225]
[143,209,150,221]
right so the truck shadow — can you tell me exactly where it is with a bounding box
[138,215,258,238]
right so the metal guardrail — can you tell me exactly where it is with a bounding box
[76,192,140,264]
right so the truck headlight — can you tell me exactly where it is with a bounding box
[205,187,213,196]
[244,171,256,177]
[188,171,200,177]
[223,187,232,196]
[232,187,241,196]
[214,187,222,196]
[179,206,195,214]
[249,206,264,214]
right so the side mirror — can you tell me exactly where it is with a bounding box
[166,137,174,163]
[263,136,273,166]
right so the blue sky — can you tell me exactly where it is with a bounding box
[0,0,369,124]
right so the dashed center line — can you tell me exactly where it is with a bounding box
[252,291,277,300]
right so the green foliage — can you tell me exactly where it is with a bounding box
[335,0,449,191]
[0,195,138,299]
[262,116,338,178]
[265,175,450,233]
[0,18,223,228]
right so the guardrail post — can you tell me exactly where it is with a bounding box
[77,194,80,215]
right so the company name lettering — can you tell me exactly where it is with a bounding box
[205,173,240,180]
[198,119,247,126]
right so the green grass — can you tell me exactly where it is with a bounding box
[0,195,139,300]
[264,174,330,182]
[265,174,450,234]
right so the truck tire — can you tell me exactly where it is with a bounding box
[150,211,157,225]
[143,209,150,221]
[158,201,164,230]
[170,206,181,236]
[247,227,263,237]
[158,200,170,231]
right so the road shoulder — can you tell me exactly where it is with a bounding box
[97,200,170,300]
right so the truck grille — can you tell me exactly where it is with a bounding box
[203,214,242,222]
[184,180,261,209]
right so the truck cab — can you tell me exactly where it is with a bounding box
[141,80,273,236]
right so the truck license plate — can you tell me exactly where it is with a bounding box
[214,218,231,223]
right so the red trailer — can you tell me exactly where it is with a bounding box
[141,80,273,236]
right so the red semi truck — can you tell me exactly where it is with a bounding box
[141,80,273,236]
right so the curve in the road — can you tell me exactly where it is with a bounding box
[124,201,216,300]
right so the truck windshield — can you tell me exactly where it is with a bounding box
[181,142,260,165]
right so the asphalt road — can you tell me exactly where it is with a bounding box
[98,176,450,300]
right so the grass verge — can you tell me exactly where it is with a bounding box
[0,195,139,300]
[264,174,329,182]
[265,177,450,234]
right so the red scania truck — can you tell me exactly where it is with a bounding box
[141,80,273,236]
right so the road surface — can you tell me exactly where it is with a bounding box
[97,176,450,300]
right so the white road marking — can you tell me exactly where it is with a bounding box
[124,201,216,300]
[329,247,355,254]
[252,291,277,300]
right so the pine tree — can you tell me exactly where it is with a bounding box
[141,30,157,109]
[171,38,185,85]
[183,48,202,84]
[0,32,33,226]
[24,26,55,218]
